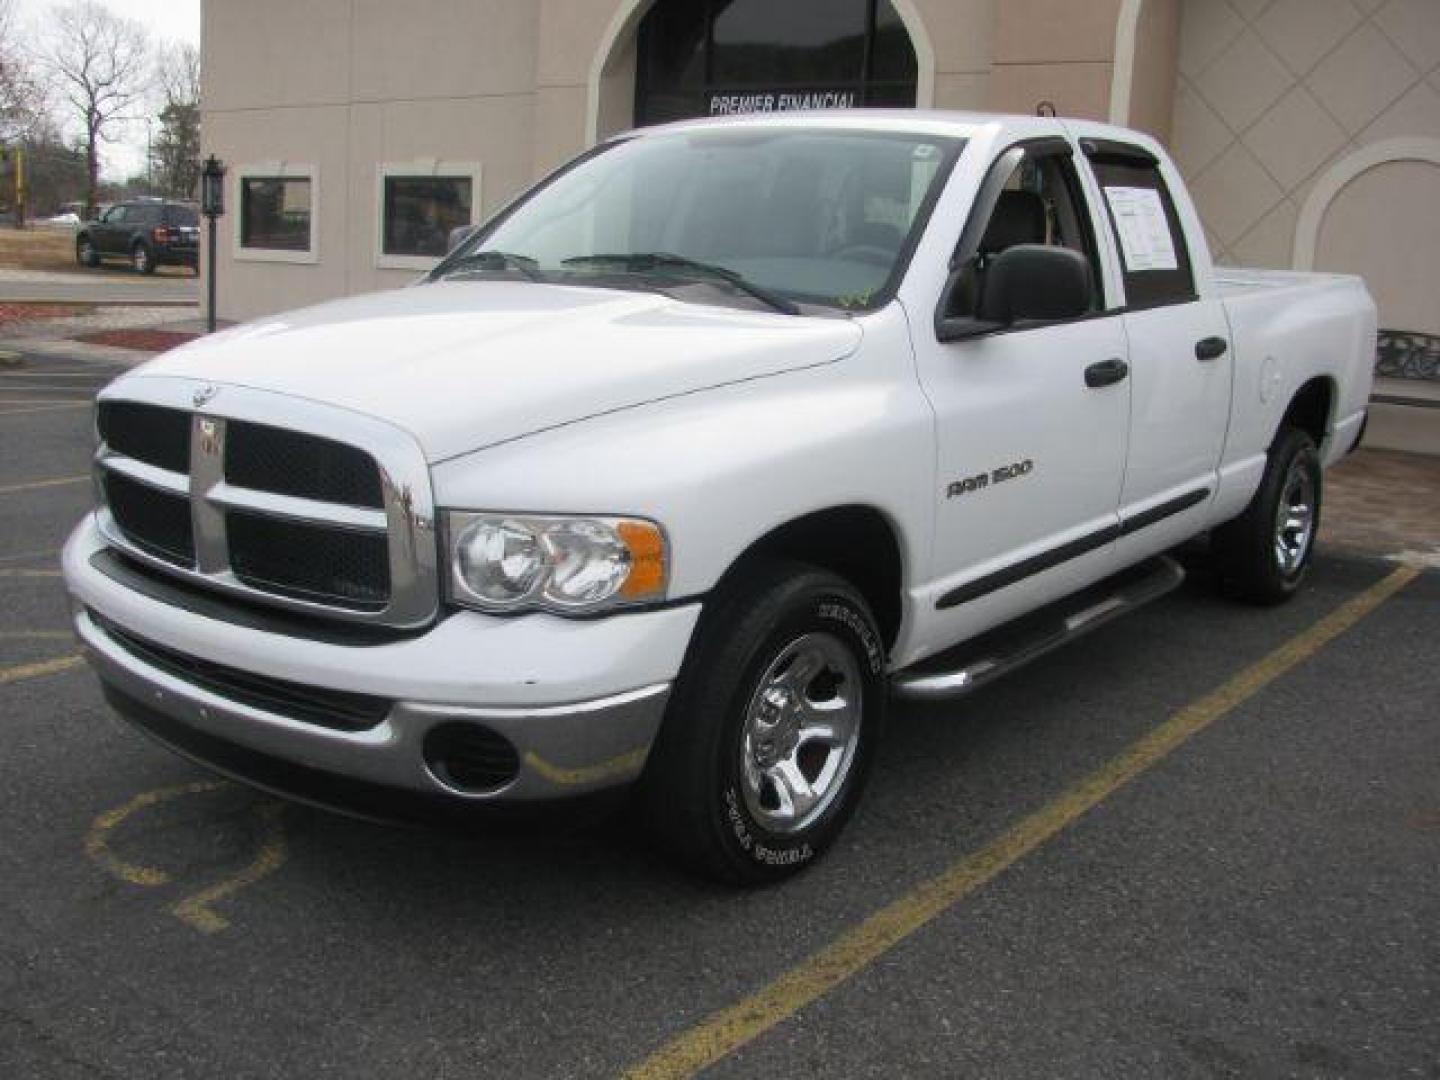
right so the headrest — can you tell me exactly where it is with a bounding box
[981,190,1046,255]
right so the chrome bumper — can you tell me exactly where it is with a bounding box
[77,607,672,803]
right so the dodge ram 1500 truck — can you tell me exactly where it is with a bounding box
[63,112,1375,883]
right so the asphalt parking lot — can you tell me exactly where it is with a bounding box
[1,347,1437,1079]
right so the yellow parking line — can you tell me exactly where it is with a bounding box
[0,654,84,686]
[172,801,289,934]
[0,475,88,496]
[624,565,1421,1080]
[0,403,90,416]
[85,780,228,887]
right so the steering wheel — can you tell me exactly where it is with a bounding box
[830,244,896,267]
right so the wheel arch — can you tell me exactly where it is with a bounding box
[714,504,907,652]
[1277,376,1335,452]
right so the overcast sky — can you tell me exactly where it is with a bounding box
[18,0,201,179]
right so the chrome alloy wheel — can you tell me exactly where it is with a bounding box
[739,631,863,835]
[1274,458,1316,576]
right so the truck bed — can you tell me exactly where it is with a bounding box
[1215,265,1377,468]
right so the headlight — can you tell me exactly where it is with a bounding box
[445,511,668,614]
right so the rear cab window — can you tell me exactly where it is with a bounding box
[1081,141,1196,310]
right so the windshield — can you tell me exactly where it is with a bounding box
[435,127,962,311]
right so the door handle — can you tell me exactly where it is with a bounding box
[1195,336,1228,361]
[1084,357,1129,388]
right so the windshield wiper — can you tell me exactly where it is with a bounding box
[437,250,544,282]
[561,252,800,315]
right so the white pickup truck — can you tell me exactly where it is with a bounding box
[64,112,1375,883]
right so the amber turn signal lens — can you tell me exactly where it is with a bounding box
[618,520,667,599]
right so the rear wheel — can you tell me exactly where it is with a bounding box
[1214,426,1321,604]
[131,242,156,274]
[641,563,886,884]
[76,237,99,267]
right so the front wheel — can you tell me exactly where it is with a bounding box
[76,237,99,268]
[131,242,155,274]
[1214,426,1322,604]
[641,563,887,884]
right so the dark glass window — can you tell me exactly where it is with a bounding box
[165,205,199,227]
[240,177,312,251]
[1087,154,1195,310]
[635,0,917,126]
[382,176,473,258]
[130,204,161,224]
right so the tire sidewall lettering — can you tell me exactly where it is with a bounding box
[716,590,880,869]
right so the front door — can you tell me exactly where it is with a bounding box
[95,205,127,254]
[913,140,1130,649]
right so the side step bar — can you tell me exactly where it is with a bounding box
[891,556,1185,702]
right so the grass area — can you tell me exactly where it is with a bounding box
[0,227,76,272]
[0,227,194,277]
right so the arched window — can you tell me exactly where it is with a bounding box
[635,0,918,127]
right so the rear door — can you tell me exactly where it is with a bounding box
[913,137,1130,637]
[1078,142,1233,559]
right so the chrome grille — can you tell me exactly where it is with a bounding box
[93,379,438,628]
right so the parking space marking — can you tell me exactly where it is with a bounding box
[0,403,91,416]
[0,547,60,563]
[624,565,1421,1080]
[85,781,228,887]
[0,475,88,496]
[171,801,288,935]
[0,654,83,686]
[86,783,289,934]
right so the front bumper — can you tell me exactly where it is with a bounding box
[64,516,701,805]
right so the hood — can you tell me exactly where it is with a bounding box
[137,282,862,461]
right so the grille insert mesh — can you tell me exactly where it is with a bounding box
[103,472,194,567]
[226,421,384,508]
[98,401,191,473]
[228,510,390,609]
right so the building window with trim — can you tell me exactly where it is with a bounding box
[235,165,317,263]
[376,162,482,269]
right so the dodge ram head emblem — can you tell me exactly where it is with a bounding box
[192,384,219,408]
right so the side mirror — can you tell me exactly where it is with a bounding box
[447,224,480,254]
[977,244,1092,325]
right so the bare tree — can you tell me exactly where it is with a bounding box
[151,42,200,198]
[156,41,200,110]
[47,0,150,216]
[0,0,46,144]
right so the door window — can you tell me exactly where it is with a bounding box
[1086,151,1195,310]
[947,149,1104,319]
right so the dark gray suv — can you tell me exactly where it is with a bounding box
[76,200,200,274]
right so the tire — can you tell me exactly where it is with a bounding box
[76,237,99,268]
[1214,426,1322,605]
[131,242,156,274]
[641,562,887,885]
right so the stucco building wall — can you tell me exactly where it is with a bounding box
[201,0,1440,338]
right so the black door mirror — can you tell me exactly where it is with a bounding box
[976,244,1092,325]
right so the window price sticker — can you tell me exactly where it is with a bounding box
[1104,185,1179,272]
